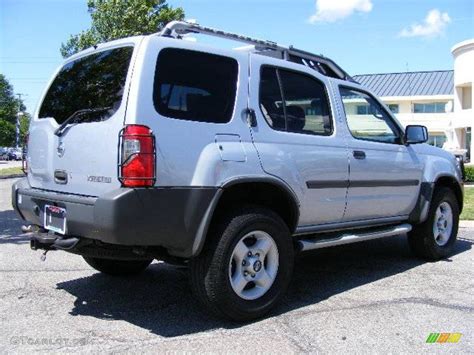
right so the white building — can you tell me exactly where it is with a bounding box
[353,39,473,161]
[451,39,473,160]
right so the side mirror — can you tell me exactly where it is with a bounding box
[405,125,428,145]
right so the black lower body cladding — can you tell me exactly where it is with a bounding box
[12,178,220,257]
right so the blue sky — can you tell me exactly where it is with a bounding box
[1,0,472,113]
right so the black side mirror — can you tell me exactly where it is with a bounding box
[405,125,428,145]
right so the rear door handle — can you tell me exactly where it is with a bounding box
[54,170,68,184]
[353,150,366,160]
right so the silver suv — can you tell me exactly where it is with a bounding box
[12,22,464,321]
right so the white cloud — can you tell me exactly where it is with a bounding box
[399,9,451,38]
[308,0,373,24]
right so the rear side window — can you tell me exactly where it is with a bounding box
[153,48,238,124]
[259,66,332,136]
[39,47,133,124]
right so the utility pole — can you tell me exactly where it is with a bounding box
[15,93,26,148]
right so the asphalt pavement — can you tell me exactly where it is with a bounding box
[0,178,473,353]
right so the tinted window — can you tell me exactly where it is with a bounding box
[39,47,133,124]
[153,48,238,123]
[259,67,285,129]
[339,88,401,144]
[259,67,332,135]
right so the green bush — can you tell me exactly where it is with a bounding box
[465,165,474,182]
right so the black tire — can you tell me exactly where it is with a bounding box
[83,256,153,276]
[408,187,459,260]
[190,206,294,321]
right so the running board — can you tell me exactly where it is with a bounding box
[298,223,412,252]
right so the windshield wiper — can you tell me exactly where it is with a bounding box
[54,107,111,137]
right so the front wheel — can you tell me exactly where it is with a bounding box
[190,207,294,321]
[408,187,459,260]
[83,256,153,276]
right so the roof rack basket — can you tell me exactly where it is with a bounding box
[159,21,355,82]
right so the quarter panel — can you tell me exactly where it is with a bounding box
[128,37,263,187]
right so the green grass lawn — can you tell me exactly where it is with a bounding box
[0,167,24,177]
[461,187,474,220]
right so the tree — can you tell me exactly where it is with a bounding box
[0,74,29,146]
[0,74,20,125]
[0,120,15,146]
[60,0,185,58]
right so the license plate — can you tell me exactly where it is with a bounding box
[44,205,67,235]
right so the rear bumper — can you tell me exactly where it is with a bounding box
[12,178,220,257]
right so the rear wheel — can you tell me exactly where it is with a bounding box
[408,187,459,260]
[190,207,294,321]
[83,256,153,276]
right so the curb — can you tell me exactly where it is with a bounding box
[0,174,25,180]
[460,220,474,228]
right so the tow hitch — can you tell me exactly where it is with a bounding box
[30,231,81,261]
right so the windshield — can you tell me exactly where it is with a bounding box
[39,46,133,124]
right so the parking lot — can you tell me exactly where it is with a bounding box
[0,177,472,353]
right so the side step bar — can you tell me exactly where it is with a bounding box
[298,223,412,252]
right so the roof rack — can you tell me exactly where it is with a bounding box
[159,21,355,82]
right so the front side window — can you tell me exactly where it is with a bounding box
[39,47,134,124]
[259,67,332,136]
[339,88,401,144]
[153,48,238,124]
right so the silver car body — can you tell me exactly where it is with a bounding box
[19,33,463,255]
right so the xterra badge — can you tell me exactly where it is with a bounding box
[87,176,112,183]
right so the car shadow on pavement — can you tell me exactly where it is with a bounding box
[56,234,472,338]
[0,209,30,244]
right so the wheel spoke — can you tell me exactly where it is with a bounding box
[444,209,452,224]
[232,273,248,294]
[233,240,249,263]
[253,237,273,256]
[255,269,272,288]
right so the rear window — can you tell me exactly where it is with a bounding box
[39,46,133,124]
[153,48,238,124]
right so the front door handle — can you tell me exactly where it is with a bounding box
[353,150,366,160]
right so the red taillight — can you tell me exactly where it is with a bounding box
[119,125,155,187]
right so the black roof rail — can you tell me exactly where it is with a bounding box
[158,21,355,82]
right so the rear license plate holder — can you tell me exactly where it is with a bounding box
[44,205,67,235]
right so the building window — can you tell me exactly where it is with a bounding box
[413,102,446,113]
[356,104,377,115]
[427,133,447,148]
[388,104,399,114]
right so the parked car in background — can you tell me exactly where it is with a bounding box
[1,147,23,161]
[0,147,8,160]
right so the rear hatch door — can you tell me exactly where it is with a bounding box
[28,40,140,197]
